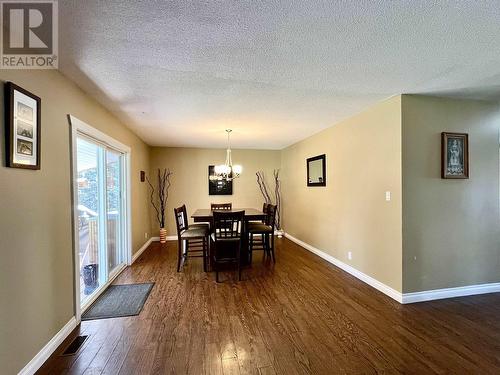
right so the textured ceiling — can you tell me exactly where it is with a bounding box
[59,1,500,149]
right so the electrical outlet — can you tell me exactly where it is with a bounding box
[385,191,391,201]
[144,232,148,239]
[348,251,352,260]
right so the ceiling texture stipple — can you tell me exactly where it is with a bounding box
[59,1,500,149]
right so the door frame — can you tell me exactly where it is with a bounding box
[68,115,132,323]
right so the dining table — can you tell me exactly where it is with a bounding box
[191,207,266,266]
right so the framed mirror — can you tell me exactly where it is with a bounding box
[307,154,326,186]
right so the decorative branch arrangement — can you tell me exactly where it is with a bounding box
[273,169,281,230]
[256,169,282,231]
[256,171,272,204]
[146,168,173,228]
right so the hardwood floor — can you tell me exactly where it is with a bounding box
[38,238,500,374]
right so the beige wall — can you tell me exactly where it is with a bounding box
[402,95,500,293]
[0,70,151,374]
[281,96,403,292]
[149,147,281,236]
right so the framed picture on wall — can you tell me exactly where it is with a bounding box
[441,132,469,179]
[5,82,41,169]
[208,165,233,195]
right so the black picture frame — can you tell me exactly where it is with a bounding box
[5,82,41,170]
[307,154,326,186]
[208,165,233,195]
[441,132,469,179]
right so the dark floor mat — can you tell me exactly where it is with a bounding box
[82,283,154,321]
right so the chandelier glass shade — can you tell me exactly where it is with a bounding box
[211,129,242,181]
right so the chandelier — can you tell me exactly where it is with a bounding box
[211,129,242,181]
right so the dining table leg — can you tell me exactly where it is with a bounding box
[240,219,251,266]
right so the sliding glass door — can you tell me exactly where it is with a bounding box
[76,136,126,307]
[106,150,123,276]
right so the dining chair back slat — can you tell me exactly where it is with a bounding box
[213,210,244,239]
[174,205,188,235]
[211,203,232,211]
[265,204,278,229]
[261,202,270,223]
[212,210,245,282]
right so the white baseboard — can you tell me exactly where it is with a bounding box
[284,233,403,303]
[131,237,155,264]
[131,235,176,264]
[151,235,177,241]
[284,232,500,304]
[131,236,177,264]
[18,317,77,375]
[402,282,500,303]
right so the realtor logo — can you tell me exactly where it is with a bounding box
[1,0,58,68]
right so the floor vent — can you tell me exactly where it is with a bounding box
[61,335,89,356]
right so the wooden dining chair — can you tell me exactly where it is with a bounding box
[211,202,232,211]
[248,202,269,228]
[174,205,210,272]
[248,204,277,263]
[211,210,244,282]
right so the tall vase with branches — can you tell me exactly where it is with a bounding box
[256,169,283,237]
[146,168,173,243]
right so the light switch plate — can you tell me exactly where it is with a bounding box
[385,191,391,201]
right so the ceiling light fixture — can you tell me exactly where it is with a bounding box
[211,129,242,181]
